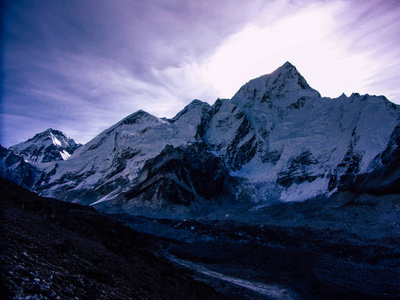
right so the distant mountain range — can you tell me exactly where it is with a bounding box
[2,61,400,218]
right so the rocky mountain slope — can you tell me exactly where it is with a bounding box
[1,62,400,216]
[0,146,42,190]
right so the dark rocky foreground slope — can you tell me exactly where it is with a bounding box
[0,177,227,300]
[2,177,400,299]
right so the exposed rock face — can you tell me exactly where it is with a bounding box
[9,128,81,163]
[122,143,238,209]
[276,150,320,188]
[347,124,400,194]
[0,146,42,190]
[201,98,258,171]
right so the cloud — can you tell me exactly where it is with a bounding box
[190,0,400,100]
[331,0,400,99]
[151,1,380,99]
[3,0,276,146]
[2,0,400,147]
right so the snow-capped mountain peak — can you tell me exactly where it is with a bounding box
[120,110,162,125]
[232,61,320,110]
[9,128,81,163]
[171,99,211,123]
[274,61,312,89]
[2,62,400,212]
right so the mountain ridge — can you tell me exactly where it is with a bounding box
[2,62,400,216]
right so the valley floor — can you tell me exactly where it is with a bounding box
[118,198,400,300]
[2,175,400,299]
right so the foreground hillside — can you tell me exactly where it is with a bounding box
[0,177,227,300]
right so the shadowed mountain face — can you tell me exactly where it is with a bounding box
[122,143,238,207]
[0,146,41,190]
[348,124,400,195]
[0,177,227,300]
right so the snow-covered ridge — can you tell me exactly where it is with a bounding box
[32,101,213,205]
[3,62,400,211]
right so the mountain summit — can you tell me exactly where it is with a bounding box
[232,61,320,110]
[1,62,399,214]
[9,129,81,163]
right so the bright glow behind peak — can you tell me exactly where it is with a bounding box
[199,3,380,99]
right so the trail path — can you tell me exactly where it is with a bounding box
[165,253,300,300]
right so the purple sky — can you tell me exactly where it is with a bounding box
[1,0,400,147]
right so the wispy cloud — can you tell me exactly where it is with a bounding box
[2,0,400,147]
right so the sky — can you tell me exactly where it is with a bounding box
[1,0,400,147]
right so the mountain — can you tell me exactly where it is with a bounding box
[207,62,399,202]
[2,62,400,215]
[31,102,212,207]
[9,128,82,163]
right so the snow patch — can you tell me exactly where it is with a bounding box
[50,133,62,147]
[280,178,329,202]
[326,187,338,198]
[60,150,71,160]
